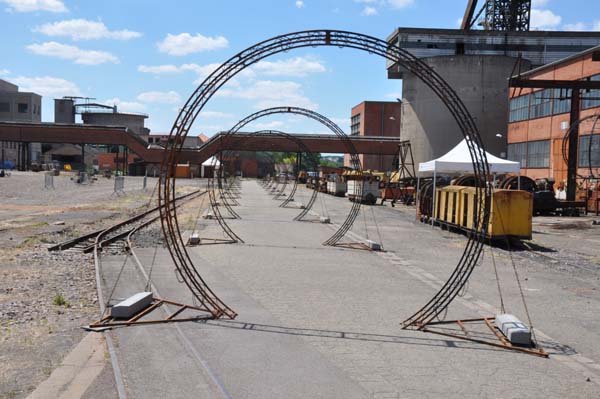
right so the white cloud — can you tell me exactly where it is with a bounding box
[138,64,182,74]
[157,33,228,56]
[136,90,181,104]
[103,98,146,113]
[251,120,285,130]
[563,22,587,31]
[532,0,549,7]
[361,6,377,16]
[387,0,413,9]
[254,56,326,77]
[594,21,600,31]
[199,110,233,119]
[3,0,67,13]
[26,41,119,65]
[138,57,321,83]
[531,8,561,29]
[34,19,141,41]
[11,76,81,97]
[0,68,9,76]
[295,0,304,8]
[217,80,318,110]
[329,117,350,130]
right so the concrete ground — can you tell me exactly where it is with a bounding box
[97,179,600,399]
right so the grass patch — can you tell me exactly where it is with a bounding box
[53,292,70,308]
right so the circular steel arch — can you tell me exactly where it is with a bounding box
[213,129,321,225]
[159,30,491,327]
[561,113,600,180]
[211,107,362,236]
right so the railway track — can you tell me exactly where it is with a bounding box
[48,190,204,253]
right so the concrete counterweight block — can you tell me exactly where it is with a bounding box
[188,233,200,245]
[319,216,330,224]
[293,201,305,209]
[364,239,381,251]
[495,314,532,346]
[110,292,153,319]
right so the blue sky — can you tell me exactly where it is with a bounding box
[1,0,599,136]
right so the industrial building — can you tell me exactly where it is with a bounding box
[386,23,600,168]
[344,101,401,171]
[0,79,42,167]
[507,45,600,184]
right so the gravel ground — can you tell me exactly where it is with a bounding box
[0,171,201,399]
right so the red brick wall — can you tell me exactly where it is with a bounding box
[346,101,402,171]
[507,50,600,182]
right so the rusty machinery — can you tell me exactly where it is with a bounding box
[158,30,493,342]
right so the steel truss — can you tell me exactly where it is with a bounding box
[159,30,491,328]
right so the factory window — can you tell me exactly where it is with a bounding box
[529,89,553,119]
[582,74,600,110]
[507,142,527,167]
[553,88,571,115]
[350,114,361,135]
[0,102,9,112]
[508,94,529,122]
[17,103,28,113]
[579,135,600,168]
[527,140,550,168]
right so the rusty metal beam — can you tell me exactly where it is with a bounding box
[0,122,402,164]
[509,78,600,90]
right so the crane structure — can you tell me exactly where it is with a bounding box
[461,0,531,31]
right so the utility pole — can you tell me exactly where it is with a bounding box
[567,89,581,201]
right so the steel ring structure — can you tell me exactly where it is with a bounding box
[212,129,320,233]
[159,30,491,326]
[211,107,362,232]
[561,113,600,179]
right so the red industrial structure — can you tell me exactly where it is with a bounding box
[344,101,401,171]
[507,46,600,191]
[0,121,402,175]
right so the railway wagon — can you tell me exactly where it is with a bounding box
[434,186,533,240]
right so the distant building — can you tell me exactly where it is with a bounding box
[0,79,42,167]
[507,45,600,184]
[81,111,149,135]
[344,101,401,171]
[143,133,203,149]
[386,27,600,168]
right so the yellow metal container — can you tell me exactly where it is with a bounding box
[434,186,532,239]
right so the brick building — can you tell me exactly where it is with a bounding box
[344,101,401,171]
[507,46,600,186]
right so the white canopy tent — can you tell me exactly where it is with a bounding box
[201,156,221,178]
[417,139,521,225]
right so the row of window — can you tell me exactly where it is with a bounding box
[0,102,38,114]
[508,136,600,169]
[350,113,361,135]
[507,140,550,168]
[1,142,19,149]
[509,73,600,123]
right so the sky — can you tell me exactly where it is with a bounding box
[1,0,599,136]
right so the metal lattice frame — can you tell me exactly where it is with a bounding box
[159,30,491,327]
[218,129,320,218]
[211,107,362,231]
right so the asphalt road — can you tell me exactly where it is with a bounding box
[99,179,600,398]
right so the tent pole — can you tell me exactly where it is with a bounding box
[416,175,421,221]
[431,171,436,227]
[518,171,521,190]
